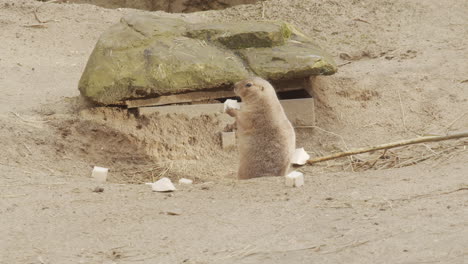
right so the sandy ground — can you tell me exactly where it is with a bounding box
[0,0,467,263]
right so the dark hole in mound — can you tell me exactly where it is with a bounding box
[217,96,240,103]
[60,0,261,13]
[216,89,312,103]
[277,89,312,100]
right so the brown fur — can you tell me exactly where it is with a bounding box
[226,77,296,179]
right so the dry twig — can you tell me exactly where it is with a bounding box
[306,131,468,165]
[338,61,352,67]
[22,24,47,28]
[391,187,467,202]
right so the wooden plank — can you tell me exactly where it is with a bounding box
[138,101,225,117]
[138,98,315,126]
[125,90,235,108]
[125,78,308,108]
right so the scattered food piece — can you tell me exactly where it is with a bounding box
[285,171,304,187]
[291,148,310,165]
[93,187,104,193]
[179,178,193,184]
[92,166,108,182]
[148,177,176,192]
[223,99,240,112]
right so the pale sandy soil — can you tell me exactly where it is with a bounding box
[0,0,467,263]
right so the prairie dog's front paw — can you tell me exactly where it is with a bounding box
[224,99,240,115]
[225,108,238,117]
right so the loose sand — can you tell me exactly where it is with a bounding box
[0,0,466,263]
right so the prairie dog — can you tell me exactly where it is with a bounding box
[226,77,296,179]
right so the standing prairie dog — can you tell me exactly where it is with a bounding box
[226,77,296,179]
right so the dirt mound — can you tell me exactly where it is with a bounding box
[1,108,233,184]
[46,98,467,183]
[77,107,225,159]
[53,118,149,164]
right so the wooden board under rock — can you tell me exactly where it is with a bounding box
[126,78,311,108]
[138,98,315,127]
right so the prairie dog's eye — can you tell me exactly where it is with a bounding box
[245,83,252,87]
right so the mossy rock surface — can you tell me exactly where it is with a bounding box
[185,21,292,49]
[239,38,336,80]
[79,14,336,105]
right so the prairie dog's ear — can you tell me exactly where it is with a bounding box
[261,86,264,91]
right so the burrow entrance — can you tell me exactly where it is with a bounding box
[62,0,261,13]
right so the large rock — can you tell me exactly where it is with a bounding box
[79,13,336,105]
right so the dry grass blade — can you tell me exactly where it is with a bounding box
[111,162,172,184]
[445,111,468,133]
[394,146,456,168]
[431,146,467,168]
[306,131,468,165]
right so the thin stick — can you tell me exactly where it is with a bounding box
[22,24,47,28]
[306,131,468,165]
[338,61,352,67]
